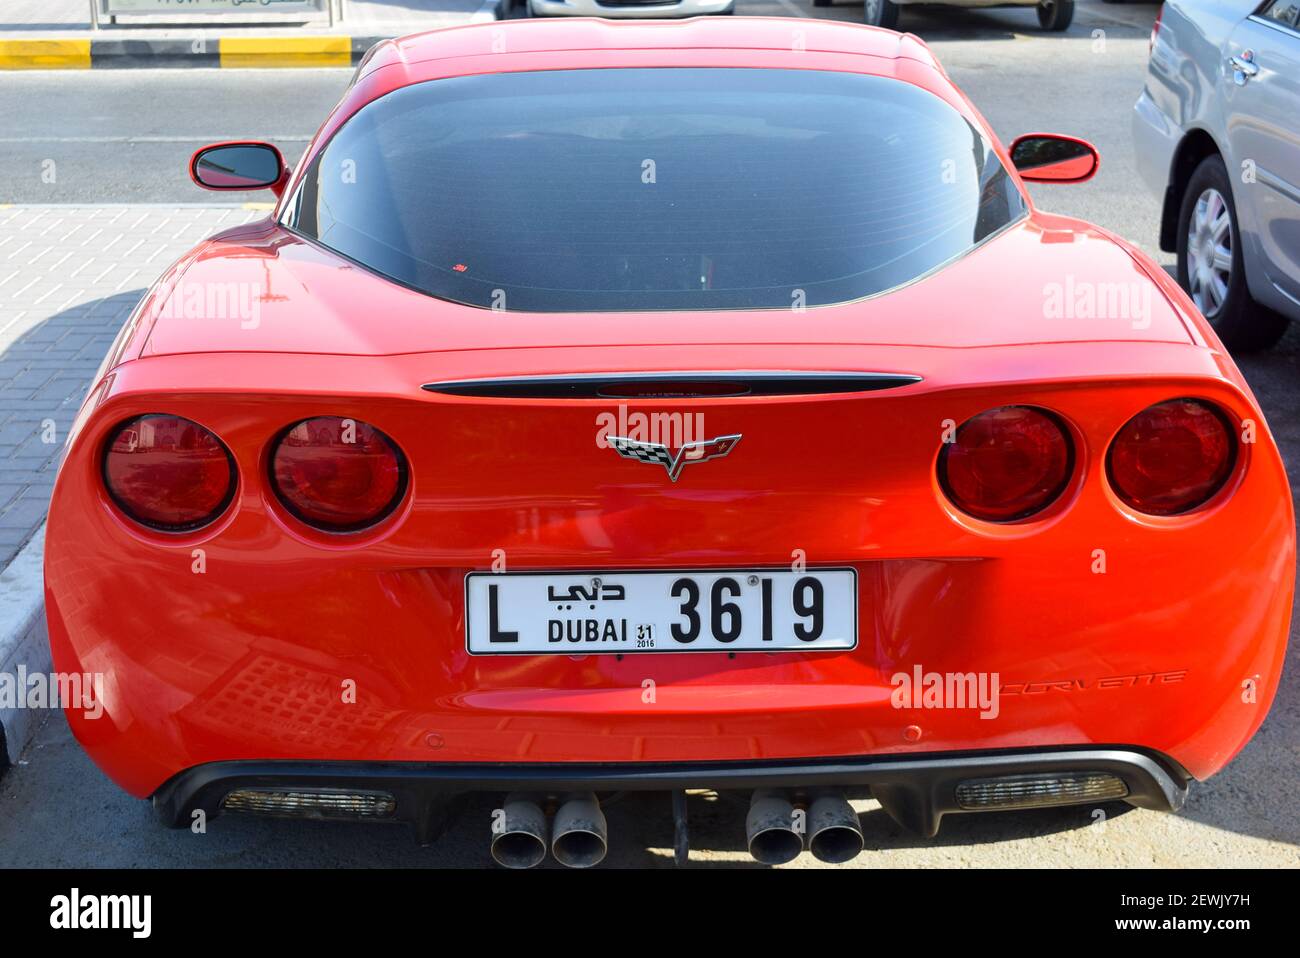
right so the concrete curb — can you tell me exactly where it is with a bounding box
[0,35,387,69]
[0,5,506,69]
[0,524,50,766]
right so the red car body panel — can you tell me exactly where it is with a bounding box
[47,20,1293,806]
[135,217,1198,360]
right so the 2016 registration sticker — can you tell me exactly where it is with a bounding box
[465,568,857,655]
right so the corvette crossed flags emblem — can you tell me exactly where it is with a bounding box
[608,434,742,482]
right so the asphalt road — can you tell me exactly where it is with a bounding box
[1,0,1298,868]
[0,0,1171,258]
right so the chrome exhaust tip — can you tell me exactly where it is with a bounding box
[745,789,804,865]
[490,795,548,869]
[551,792,608,868]
[808,791,864,864]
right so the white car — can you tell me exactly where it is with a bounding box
[1134,0,1300,350]
[853,0,1074,32]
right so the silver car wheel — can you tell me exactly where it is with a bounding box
[1186,187,1234,319]
[865,0,882,19]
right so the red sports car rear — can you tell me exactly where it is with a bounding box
[45,18,1293,867]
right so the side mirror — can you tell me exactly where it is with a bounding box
[1009,133,1100,184]
[190,141,287,195]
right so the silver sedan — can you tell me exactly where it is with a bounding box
[1134,0,1300,351]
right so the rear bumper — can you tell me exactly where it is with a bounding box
[46,345,1295,800]
[152,746,1190,840]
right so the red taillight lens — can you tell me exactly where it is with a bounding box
[270,417,406,531]
[1107,399,1235,516]
[1150,6,1162,55]
[102,414,235,531]
[939,406,1073,522]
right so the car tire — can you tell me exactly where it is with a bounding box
[1036,0,1074,31]
[813,0,832,6]
[863,0,900,29]
[1176,155,1290,352]
[502,0,531,18]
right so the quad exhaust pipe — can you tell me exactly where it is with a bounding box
[745,789,864,865]
[491,789,862,867]
[490,792,608,869]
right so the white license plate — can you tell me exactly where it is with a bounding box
[465,568,857,655]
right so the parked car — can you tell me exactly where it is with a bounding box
[851,0,1074,32]
[1134,0,1300,350]
[48,18,1292,868]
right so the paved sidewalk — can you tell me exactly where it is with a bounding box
[0,205,265,568]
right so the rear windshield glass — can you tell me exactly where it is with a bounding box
[293,68,1025,312]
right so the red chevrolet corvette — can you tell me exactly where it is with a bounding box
[46,18,1293,868]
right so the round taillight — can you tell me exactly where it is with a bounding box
[270,416,406,532]
[1107,399,1235,516]
[102,414,235,531]
[939,406,1073,522]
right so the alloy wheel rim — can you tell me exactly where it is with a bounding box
[1187,187,1233,319]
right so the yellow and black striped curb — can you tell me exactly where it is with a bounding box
[0,35,393,70]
